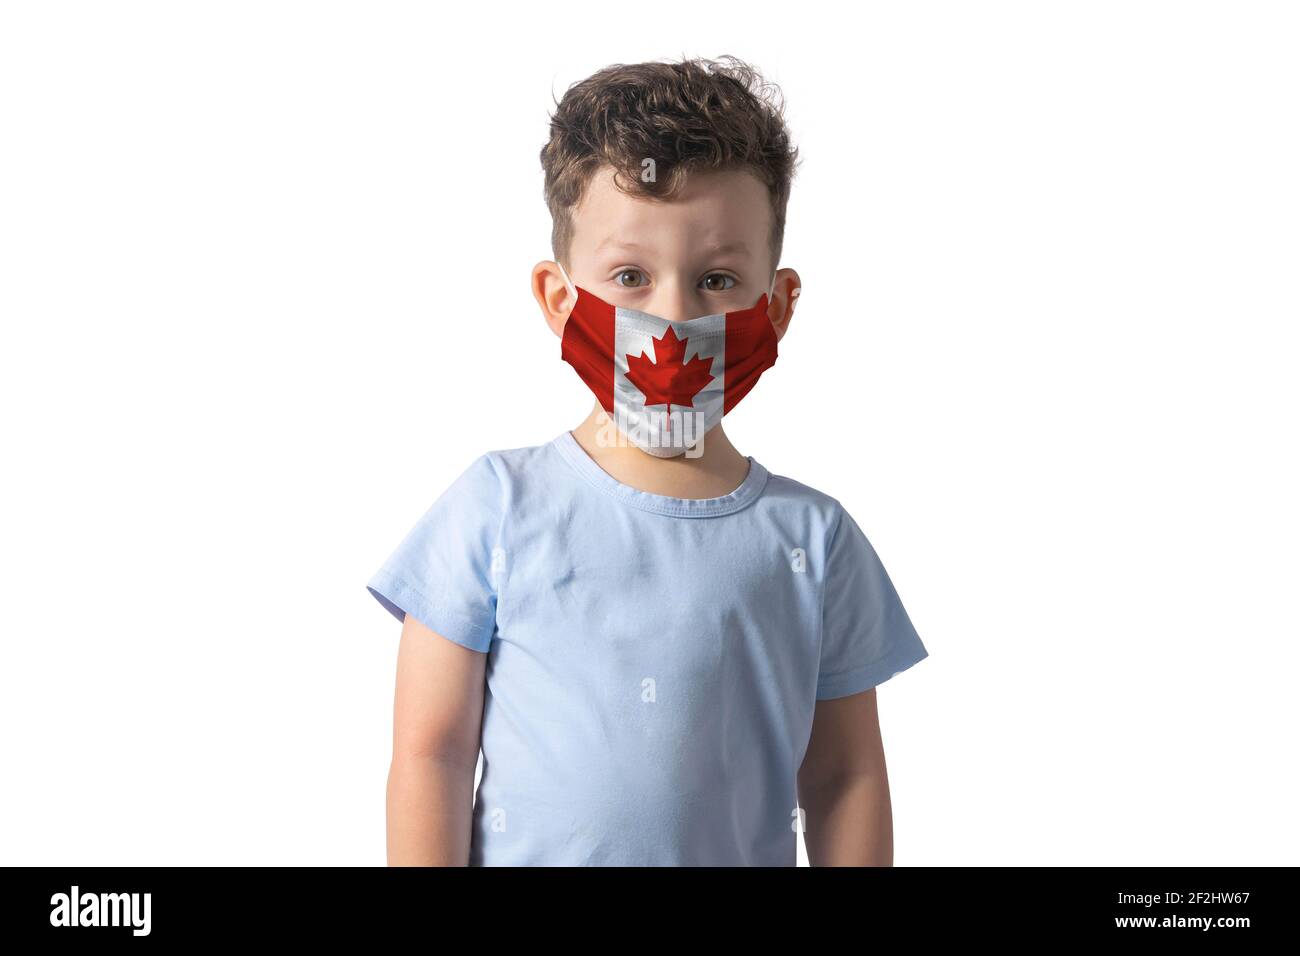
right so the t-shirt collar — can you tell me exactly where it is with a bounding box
[552,429,769,517]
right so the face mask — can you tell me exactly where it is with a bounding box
[557,262,780,458]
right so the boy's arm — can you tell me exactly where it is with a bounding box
[796,688,895,866]
[386,611,487,866]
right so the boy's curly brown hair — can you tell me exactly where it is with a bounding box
[541,55,800,274]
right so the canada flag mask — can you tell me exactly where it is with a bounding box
[557,262,780,458]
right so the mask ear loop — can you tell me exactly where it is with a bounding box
[770,271,801,305]
[556,261,577,312]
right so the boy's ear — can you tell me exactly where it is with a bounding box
[532,261,574,338]
[767,268,802,343]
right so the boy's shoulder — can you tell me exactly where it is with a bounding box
[435,435,566,504]
[440,435,561,474]
[762,467,840,504]
[471,434,565,483]
[760,465,851,523]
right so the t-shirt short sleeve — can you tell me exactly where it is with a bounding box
[365,454,503,653]
[816,505,929,699]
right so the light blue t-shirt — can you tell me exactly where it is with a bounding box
[366,430,928,866]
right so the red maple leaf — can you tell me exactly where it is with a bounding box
[624,325,715,417]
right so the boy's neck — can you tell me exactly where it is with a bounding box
[569,402,753,500]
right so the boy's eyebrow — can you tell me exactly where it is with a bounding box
[700,240,752,256]
[594,239,752,256]
[595,239,650,254]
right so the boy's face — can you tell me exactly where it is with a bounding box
[545,165,795,334]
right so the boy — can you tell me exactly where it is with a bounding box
[368,55,929,866]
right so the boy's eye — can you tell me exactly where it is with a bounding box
[700,273,736,292]
[616,269,648,288]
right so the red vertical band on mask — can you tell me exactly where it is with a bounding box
[722,294,779,413]
[560,291,616,413]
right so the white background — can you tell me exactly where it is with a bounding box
[2,1,1296,866]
